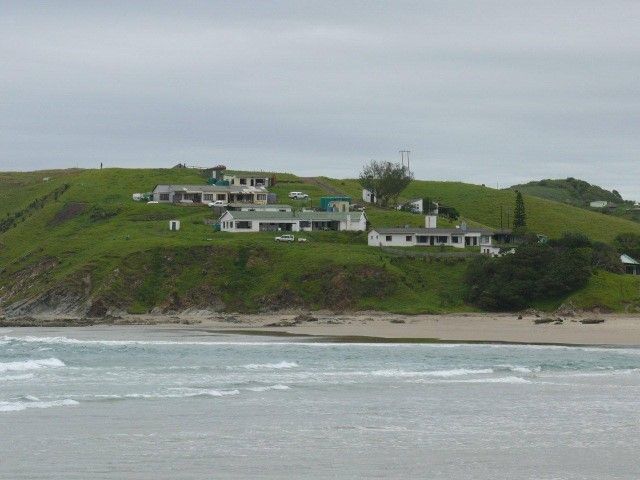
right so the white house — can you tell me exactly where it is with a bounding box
[621,254,640,275]
[219,210,367,233]
[362,188,376,203]
[590,200,609,208]
[223,173,274,188]
[226,203,292,212]
[396,198,424,214]
[368,214,494,251]
[368,227,493,249]
[152,184,269,205]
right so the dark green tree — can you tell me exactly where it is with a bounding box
[358,160,413,207]
[513,190,527,232]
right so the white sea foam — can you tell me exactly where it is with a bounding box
[247,384,291,392]
[0,335,470,348]
[0,398,78,413]
[409,376,531,385]
[0,357,65,373]
[121,389,241,400]
[0,373,35,381]
[324,368,494,378]
[243,361,299,369]
[456,376,531,384]
[496,365,541,374]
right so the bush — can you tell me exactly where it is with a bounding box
[464,242,592,310]
[613,233,640,260]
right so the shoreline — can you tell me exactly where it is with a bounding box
[3,311,640,346]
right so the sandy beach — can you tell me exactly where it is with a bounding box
[4,311,640,346]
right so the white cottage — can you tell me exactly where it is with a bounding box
[152,184,269,205]
[219,210,367,233]
[367,214,494,251]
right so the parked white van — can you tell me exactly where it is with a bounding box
[288,191,309,199]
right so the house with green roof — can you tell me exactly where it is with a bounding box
[219,210,367,233]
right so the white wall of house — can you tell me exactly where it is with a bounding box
[220,212,366,233]
[362,189,375,203]
[369,230,493,248]
[397,198,424,213]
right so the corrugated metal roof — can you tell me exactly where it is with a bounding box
[371,227,493,235]
[153,184,268,194]
[222,211,366,221]
[227,203,291,209]
[620,254,640,265]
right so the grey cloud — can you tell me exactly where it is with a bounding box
[1,1,638,198]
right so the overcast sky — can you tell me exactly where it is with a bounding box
[1,1,639,198]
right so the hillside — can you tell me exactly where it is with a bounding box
[511,178,625,206]
[1,167,639,317]
[509,178,640,224]
[324,178,640,243]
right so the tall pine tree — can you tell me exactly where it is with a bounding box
[513,190,527,232]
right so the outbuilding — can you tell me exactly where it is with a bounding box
[621,254,640,275]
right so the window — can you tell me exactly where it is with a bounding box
[438,236,448,243]
[240,178,247,185]
[256,194,267,201]
[159,193,169,201]
[386,235,392,242]
[236,221,252,229]
[452,236,459,244]
[300,221,311,228]
[217,194,226,200]
[203,194,213,201]
[406,235,412,242]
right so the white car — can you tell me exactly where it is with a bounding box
[288,191,309,200]
[207,200,228,207]
[275,234,295,242]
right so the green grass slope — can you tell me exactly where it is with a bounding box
[324,178,640,243]
[510,178,625,207]
[1,167,639,315]
[0,168,472,315]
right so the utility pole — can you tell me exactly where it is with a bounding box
[399,150,411,173]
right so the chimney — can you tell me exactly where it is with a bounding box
[425,215,437,228]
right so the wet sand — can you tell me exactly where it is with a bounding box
[4,312,640,346]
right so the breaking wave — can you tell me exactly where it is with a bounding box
[0,398,78,413]
[0,357,65,373]
[0,373,35,381]
[243,361,299,370]
[246,384,291,392]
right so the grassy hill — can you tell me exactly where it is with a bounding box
[509,178,640,224]
[324,178,640,243]
[1,167,639,316]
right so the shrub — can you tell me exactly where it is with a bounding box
[464,242,592,310]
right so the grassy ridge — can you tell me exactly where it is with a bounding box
[1,167,639,314]
[324,178,640,242]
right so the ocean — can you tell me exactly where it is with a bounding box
[1,326,640,479]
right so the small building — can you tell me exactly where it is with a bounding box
[169,220,181,231]
[368,227,493,249]
[397,198,424,214]
[152,184,269,205]
[362,188,376,204]
[219,210,367,233]
[224,172,275,188]
[590,201,609,208]
[368,214,493,250]
[226,203,292,212]
[320,196,352,212]
[621,254,640,275]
